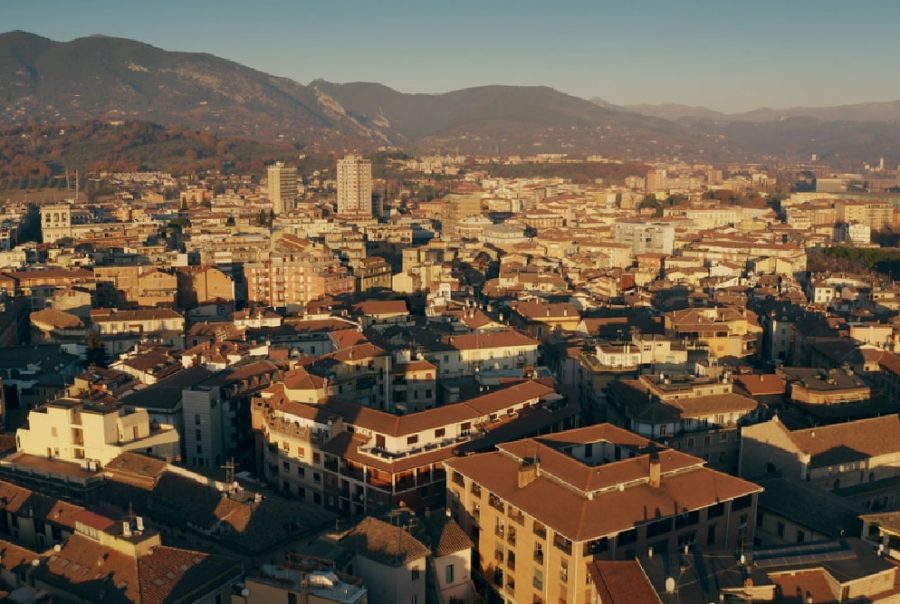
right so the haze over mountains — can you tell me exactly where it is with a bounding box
[597,98,900,124]
[3,30,900,164]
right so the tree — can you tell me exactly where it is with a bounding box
[85,334,108,367]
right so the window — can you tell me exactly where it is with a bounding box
[560,558,568,583]
[797,530,805,544]
[707,524,716,545]
[584,442,593,458]
[617,528,637,546]
[282,461,290,471]
[195,429,202,441]
[194,414,201,425]
[412,567,420,580]
[647,518,672,538]
[313,472,321,482]
[707,502,725,518]
[297,466,305,477]
[533,568,544,590]
[196,444,202,454]
[407,435,419,446]
[732,494,752,511]
[445,564,455,584]
[777,522,785,537]
[435,428,445,438]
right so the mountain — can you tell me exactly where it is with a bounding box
[0,31,707,156]
[619,103,728,123]
[3,30,900,164]
[612,98,900,124]
[0,31,386,148]
[310,80,699,154]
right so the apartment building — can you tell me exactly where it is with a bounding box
[337,155,373,216]
[252,378,577,516]
[442,194,483,238]
[245,253,355,310]
[605,373,759,471]
[740,415,900,497]
[15,398,180,466]
[425,329,539,378]
[182,359,280,470]
[175,265,235,308]
[268,161,299,214]
[613,220,675,255]
[94,265,178,307]
[353,256,393,292]
[444,424,761,604]
[665,306,762,358]
[507,301,581,339]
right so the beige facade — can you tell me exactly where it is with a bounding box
[16,399,180,466]
[268,161,299,214]
[445,425,760,604]
[337,155,373,216]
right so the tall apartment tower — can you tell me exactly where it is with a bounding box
[267,161,298,215]
[337,155,373,216]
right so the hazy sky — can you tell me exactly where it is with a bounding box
[4,0,899,112]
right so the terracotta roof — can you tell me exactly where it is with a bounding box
[0,479,83,530]
[786,415,900,466]
[445,430,761,542]
[340,517,429,566]
[352,300,409,316]
[38,533,241,604]
[768,569,840,603]
[587,560,661,604]
[30,308,84,329]
[734,373,786,396]
[0,539,41,574]
[442,329,537,351]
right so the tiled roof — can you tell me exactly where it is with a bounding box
[587,560,661,604]
[446,430,761,542]
[340,517,429,566]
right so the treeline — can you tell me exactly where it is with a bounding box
[817,246,900,279]
[478,160,648,184]
[0,120,292,180]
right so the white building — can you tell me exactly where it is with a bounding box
[16,399,180,467]
[613,220,675,255]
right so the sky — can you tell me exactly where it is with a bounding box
[3,0,899,113]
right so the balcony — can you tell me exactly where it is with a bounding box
[341,464,365,482]
[509,507,524,525]
[553,534,572,556]
[488,493,505,513]
[533,548,544,565]
[533,522,547,540]
[507,526,517,547]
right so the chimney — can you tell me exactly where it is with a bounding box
[649,450,661,488]
[518,459,539,488]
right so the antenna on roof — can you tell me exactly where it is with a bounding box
[223,458,236,487]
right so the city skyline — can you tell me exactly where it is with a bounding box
[4,0,900,113]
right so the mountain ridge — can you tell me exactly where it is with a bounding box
[3,31,900,164]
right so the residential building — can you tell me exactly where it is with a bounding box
[15,398,180,466]
[337,155,373,216]
[444,424,761,604]
[268,161,299,214]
